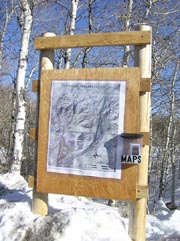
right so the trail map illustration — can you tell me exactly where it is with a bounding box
[47,80,126,179]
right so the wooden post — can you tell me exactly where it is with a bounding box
[32,32,56,215]
[129,24,152,241]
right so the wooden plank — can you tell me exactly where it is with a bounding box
[32,190,48,216]
[136,185,148,199]
[32,78,151,94]
[28,175,34,188]
[140,78,151,92]
[30,128,36,140]
[129,24,152,241]
[32,32,56,216]
[36,67,140,200]
[34,31,151,50]
[141,132,150,146]
[32,80,39,92]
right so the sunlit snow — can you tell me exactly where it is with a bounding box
[0,173,179,241]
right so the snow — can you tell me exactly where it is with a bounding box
[0,173,180,241]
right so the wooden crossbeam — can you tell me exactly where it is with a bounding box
[32,80,39,92]
[136,185,148,199]
[30,128,36,140]
[33,77,151,93]
[28,175,34,188]
[140,78,151,92]
[141,132,150,146]
[34,31,151,50]
[29,176,148,198]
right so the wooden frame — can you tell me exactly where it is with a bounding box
[34,31,151,50]
[32,28,151,240]
[37,67,140,200]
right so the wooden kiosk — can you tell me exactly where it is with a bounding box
[30,25,151,241]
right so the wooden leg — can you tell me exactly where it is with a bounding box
[32,190,48,216]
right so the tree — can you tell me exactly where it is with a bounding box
[11,0,33,173]
[0,84,14,172]
[81,0,93,68]
[159,61,179,202]
[0,0,15,70]
[65,0,79,69]
[150,1,180,205]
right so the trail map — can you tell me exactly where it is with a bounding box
[47,80,126,179]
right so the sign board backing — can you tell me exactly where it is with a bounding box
[37,67,140,200]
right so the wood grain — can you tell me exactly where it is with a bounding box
[37,67,141,200]
[129,25,152,241]
[28,175,34,188]
[141,132,150,146]
[32,80,39,92]
[140,78,151,92]
[32,32,56,216]
[29,128,36,140]
[34,31,151,50]
[136,185,148,199]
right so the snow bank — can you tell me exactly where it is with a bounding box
[0,173,130,241]
[0,173,180,241]
[146,201,180,240]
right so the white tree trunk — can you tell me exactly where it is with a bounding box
[159,62,178,199]
[122,0,133,67]
[0,0,15,69]
[11,0,32,173]
[65,0,79,69]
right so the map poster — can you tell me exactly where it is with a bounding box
[47,80,126,179]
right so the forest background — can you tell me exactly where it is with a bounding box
[0,0,179,214]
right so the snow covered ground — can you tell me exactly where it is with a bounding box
[0,173,180,241]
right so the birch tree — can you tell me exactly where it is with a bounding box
[122,0,133,67]
[0,0,15,70]
[65,0,79,69]
[159,61,179,201]
[11,0,33,173]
